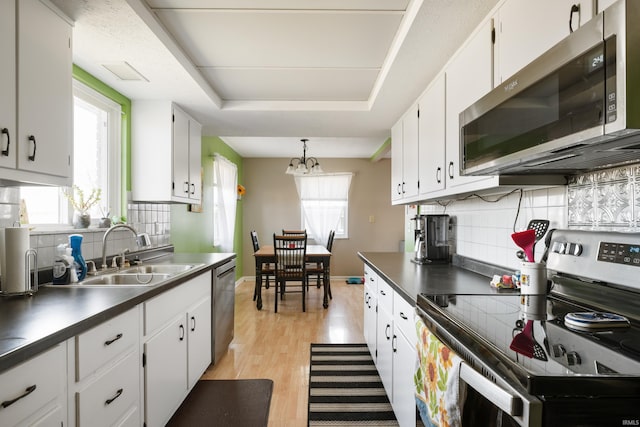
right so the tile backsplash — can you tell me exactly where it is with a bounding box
[419,163,640,270]
[15,202,172,271]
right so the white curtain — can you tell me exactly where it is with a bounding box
[294,173,352,246]
[213,154,237,252]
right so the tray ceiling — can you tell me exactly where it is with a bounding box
[49,0,499,158]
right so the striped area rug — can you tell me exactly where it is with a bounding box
[308,343,399,426]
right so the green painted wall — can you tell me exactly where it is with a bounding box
[170,137,244,278]
[72,65,131,218]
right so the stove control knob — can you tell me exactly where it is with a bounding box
[552,344,566,358]
[567,243,583,256]
[566,351,582,366]
[551,242,566,254]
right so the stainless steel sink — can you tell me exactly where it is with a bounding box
[46,263,204,287]
[81,273,172,286]
[119,264,197,275]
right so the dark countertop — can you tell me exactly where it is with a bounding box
[0,251,235,374]
[358,252,516,305]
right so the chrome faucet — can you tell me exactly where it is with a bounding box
[101,224,140,270]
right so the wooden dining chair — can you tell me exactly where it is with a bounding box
[306,230,334,298]
[273,233,307,312]
[282,229,306,235]
[251,230,274,301]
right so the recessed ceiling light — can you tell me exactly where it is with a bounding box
[101,61,149,82]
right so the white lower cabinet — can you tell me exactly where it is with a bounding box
[376,304,394,399]
[143,272,212,427]
[0,344,67,427]
[70,306,141,427]
[144,315,188,427]
[392,295,417,427]
[0,268,217,427]
[75,351,140,427]
[363,265,378,357]
[187,297,212,389]
[363,263,418,427]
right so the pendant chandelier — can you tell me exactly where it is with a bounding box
[285,138,323,175]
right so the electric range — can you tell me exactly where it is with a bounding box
[416,229,640,427]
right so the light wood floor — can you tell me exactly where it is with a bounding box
[201,278,365,427]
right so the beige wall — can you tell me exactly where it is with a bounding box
[242,158,404,277]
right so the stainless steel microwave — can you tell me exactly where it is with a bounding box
[460,0,640,176]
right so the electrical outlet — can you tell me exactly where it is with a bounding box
[369,215,375,223]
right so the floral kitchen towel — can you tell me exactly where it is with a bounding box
[414,314,466,427]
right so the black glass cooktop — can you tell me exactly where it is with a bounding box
[417,290,640,396]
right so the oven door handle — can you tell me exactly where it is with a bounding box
[459,363,523,417]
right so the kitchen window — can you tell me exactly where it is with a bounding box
[295,173,352,244]
[212,154,238,251]
[20,80,122,226]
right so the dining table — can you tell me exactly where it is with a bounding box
[253,244,331,310]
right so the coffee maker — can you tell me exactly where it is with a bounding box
[412,214,450,264]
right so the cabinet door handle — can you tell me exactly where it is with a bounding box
[401,182,405,194]
[27,135,36,161]
[191,316,196,332]
[399,312,408,320]
[1,128,9,156]
[396,183,401,195]
[436,167,441,184]
[104,333,123,346]
[380,290,386,296]
[179,324,185,341]
[105,388,123,405]
[183,181,190,194]
[385,324,391,340]
[569,4,580,33]
[392,335,397,352]
[448,161,454,179]
[2,385,37,408]
[190,183,196,195]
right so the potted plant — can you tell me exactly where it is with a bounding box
[63,185,101,228]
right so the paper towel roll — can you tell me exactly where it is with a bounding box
[3,228,31,294]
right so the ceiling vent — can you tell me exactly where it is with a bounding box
[101,61,149,82]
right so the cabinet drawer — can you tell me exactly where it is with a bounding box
[377,279,394,315]
[76,350,139,427]
[394,295,417,348]
[76,307,139,381]
[0,344,65,427]
[364,265,377,293]
[144,272,211,336]
[114,406,141,427]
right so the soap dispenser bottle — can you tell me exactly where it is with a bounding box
[69,234,87,281]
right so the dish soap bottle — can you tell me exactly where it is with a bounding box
[69,234,87,281]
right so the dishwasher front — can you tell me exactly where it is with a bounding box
[212,258,236,364]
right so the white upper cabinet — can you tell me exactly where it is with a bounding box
[0,0,72,185]
[391,119,403,202]
[132,101,202,203]
[0,1,16,172]
[598,0,617,13]
[391,105,419,204]
[418,73,446,196]
[445,19,496,191]
[402,105,419,199]
[494,0,595,84]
